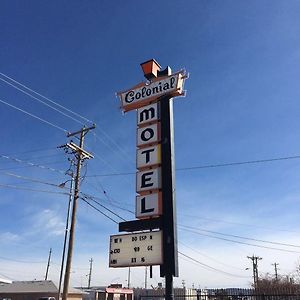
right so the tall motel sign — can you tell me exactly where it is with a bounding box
[109,59,188,299]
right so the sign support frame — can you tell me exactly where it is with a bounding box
[158,68,178,300]
[115,59,187,300]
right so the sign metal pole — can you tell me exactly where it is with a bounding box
[159,69,178,300]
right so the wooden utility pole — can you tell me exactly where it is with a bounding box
[145,267,147,289]
[247,255,262,288]
[45,248,52,280]
[61,125,95,300]
[88,258,93,288]
[272,262,279,280]
[127,267,131,288]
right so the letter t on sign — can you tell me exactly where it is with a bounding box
[137,145,161,169]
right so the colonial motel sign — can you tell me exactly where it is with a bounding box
[109,59,188,284]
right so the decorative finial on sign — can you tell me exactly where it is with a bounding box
[140,59,161,80]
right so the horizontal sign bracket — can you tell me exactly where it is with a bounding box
[119,217,162,232]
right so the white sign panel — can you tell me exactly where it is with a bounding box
[137,103,159,126]
[137,144,161,169]
[118,70,186,112]
[137,123,160,147]
[136,193,162,219]
[109,231,163,267]
[136,168,161,193]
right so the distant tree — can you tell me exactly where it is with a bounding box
[255,273,300,295]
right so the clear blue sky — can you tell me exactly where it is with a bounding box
[1,0,300,289]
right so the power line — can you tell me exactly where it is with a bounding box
[0,273,14,281]
[176,155,300,171]
[0,171,69,190]
[0,73,132,167]
[9,147,58,156]
[179,213,299,234]
[85,144,134,183]
[92,132,133,166]
[179,241,244,271]
[19,153,63,161]
[0,183,70,195]
[86,171,135,177]
[178,251,249,278]
[0,72,93,125]
[178,224,300,248]
[0,256,45,264]
[81,198,119,224]
[0,153,66,174]
[80,191,134,214]
[86,154,300,177]
[81,194,127,221]
[0,77,86,126]
[0,98,67,133]
[178,227,300,254]
[0,161,66,172]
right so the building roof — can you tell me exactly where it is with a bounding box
[0,278,12,284]
[0,280,83,295]
[0,280,57,294]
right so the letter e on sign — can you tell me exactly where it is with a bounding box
[136,168,161,193]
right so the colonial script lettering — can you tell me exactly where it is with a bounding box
[118,71,186,112]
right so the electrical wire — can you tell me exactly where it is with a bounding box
[0,98,67,133]
[80,194,127,221]
[0,272,14,281]
[0,153,66,174]
[0,73,133,168]
[179,213,299,234]
[85,154,300,178]
[176,155,300,171]
[179,241,244,271]
[0,256,45,264]
[178,251,249,278]
[178,227,300,254]
[19,153,63,161]
[85,144,134,180]
[0,77,86,126]
[0,71,93,125]
[0,161,66,172]
[9,147,58,156]
[0,171,69,190]
[0,183,70,195]
[80,191,134,214]
[178,224,300,248]
[92,133,134,167]
[80,198,119,224]
[84,173,135,211]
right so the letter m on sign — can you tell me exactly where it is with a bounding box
[137,103,159,126]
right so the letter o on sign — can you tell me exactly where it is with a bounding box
[137,124,159,147]
[141,128,154,142]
